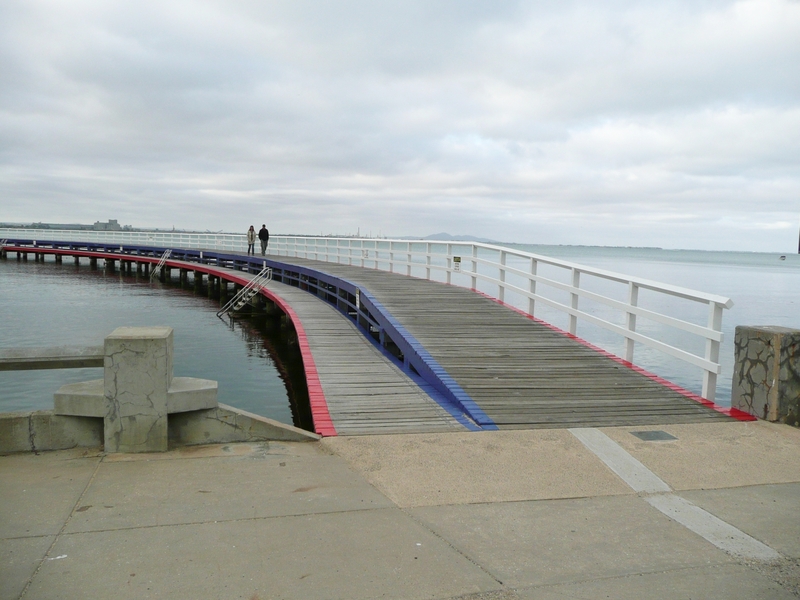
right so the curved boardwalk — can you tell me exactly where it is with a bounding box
[2,242,740,435]
[260,278,464,435]
[263,256,735,429]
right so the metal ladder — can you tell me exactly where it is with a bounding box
[149,249,172,281]
[216,266,272,318]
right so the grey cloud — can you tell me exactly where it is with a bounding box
[1,0,798,251]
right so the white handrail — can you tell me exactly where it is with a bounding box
[265,235,731,401]
[0,228,732,401]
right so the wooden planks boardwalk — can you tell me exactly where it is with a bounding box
[264,255,734,430]
[251,278,465,435]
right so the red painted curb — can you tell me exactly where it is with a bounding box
[472,289,757,423]
[189,265,338,437]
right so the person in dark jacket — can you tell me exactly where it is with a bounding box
[258,224,269,256]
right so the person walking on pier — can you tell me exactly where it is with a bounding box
[258,224,269,255]
[246,225,256,255]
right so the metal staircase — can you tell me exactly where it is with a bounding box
[150,249,172,281]
[216,266,272,318]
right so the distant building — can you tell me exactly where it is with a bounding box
[9,219,131,231]
[93,219,122,231]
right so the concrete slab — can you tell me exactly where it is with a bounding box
[601,421,800,491]
[321,430,632,507]
[410,495,734,588]
[681,483,800,558]
[0,535,55,600]
[0,448,101,538]
[29,509,501,600]
[64,442,393,534]
[517,563,799,600]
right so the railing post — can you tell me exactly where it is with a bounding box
[702,302,724,401]
[498,251,507,302]
[528,258,538,316]
[471,245,478,289]
[426,243,432,280]
[389,242,395,274]
[624,283,639,362]
[446,244,452,284]
[569,268,580,335]
[406,242,412,276]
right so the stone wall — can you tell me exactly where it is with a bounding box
[732,326,800,425]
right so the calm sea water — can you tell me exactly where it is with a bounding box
[0,258,311,428]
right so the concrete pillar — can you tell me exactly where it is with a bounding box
[55,254,62,264]
[74,255,80,266]
[90,257,97,269]
[732,326,800,425]
[104,327,173,452]
[194,271,203,292]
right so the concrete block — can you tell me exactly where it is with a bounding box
[104,326,173,453]
[0,411,102,453]
[0,412,34,453]
[167,377,218,413]
[54,380,104,416]
[54,377,217,417]
[732,326,800,424]
[168,404,319,446]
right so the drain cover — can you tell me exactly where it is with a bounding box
[631,430,677,442]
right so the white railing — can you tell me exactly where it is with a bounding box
[0,229,732,401]
[0,228,248,253]
[268,236,732,402]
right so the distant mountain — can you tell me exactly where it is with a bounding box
[421,232,501,244]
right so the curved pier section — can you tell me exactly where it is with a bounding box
[1,241,470,436]
[2,239,755,436]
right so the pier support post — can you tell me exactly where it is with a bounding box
[90,257,97,269]
[55,254,62,264]
[74,256,80,266]
[732,326,800,425]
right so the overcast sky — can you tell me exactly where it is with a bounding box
[1,0,798,251]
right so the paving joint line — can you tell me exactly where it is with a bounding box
[17,455,104,600]
[569,427,783,563]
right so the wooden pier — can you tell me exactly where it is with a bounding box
[1,243,743,435]
[262,256,736,430]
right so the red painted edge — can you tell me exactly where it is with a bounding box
[218,268,337,437]
[472,289,757,423]
[6,247,338,436]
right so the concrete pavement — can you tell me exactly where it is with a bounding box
[2,420,799,599]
